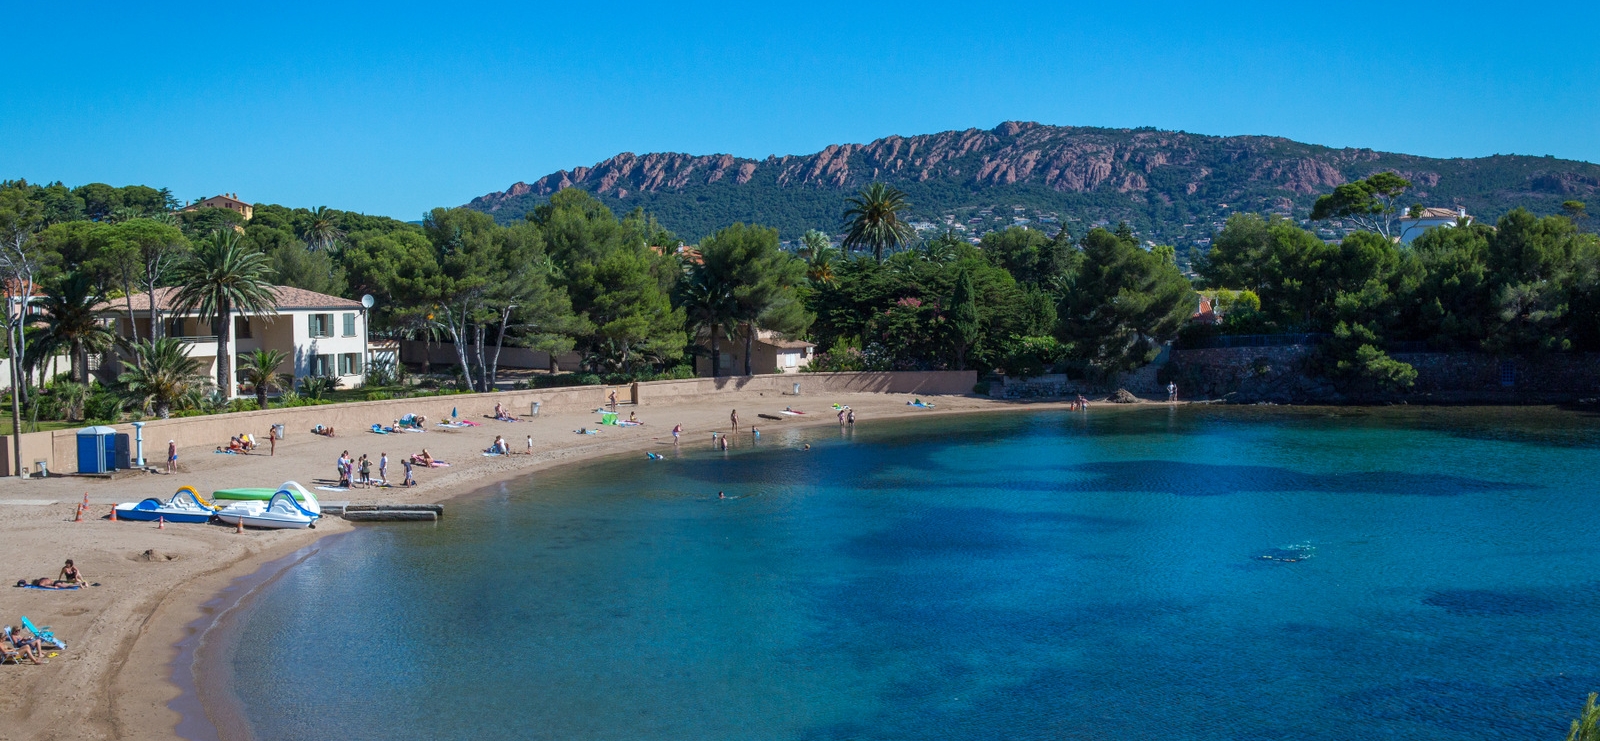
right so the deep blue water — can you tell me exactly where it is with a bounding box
[218,407,1600,740]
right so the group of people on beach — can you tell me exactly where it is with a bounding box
[335,450,417,488]
[6,560,83,665]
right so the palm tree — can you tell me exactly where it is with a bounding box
[169,231,278,395]
[36,273,116,384]
[118,337,209,418]
[52,381,87,422]
[681,270,736,377]
[842,183,914,262]
[799,230,841,286]
[238,348,290,409]
[301,206,344,252]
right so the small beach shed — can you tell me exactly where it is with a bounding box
[76,426,118,474]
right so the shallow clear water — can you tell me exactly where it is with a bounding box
[221,407,1600,740]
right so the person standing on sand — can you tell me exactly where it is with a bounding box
[526,435,533,455]
[166,440,177,474]
[730,409,739,430]
[379,452,388,486]
[1168,382,1177,402]
[672,424,682,444]
[402,458,415,487]
[269,427,276,456]
[608,390,618,410]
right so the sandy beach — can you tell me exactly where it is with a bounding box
[0,389,1085,740]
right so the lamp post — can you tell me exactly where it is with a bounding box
[360,294,374,386]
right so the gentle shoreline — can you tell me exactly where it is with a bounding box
[177,397,1081,740]
[0,389,1073,740]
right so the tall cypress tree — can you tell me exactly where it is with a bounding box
[951,268,979,369]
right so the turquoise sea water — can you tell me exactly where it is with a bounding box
[215,407,1600,740]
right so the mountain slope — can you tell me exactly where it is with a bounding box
[466,121,1600,244]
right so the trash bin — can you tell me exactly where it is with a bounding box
[76,426,118,473]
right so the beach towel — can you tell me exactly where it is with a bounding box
[17,584,80,591]
[399,427,425,432]
[487,415,522,422]
[213,449,240,455]
[428,461,452,467]
[481,452,506,457]
[618,420,643,426]
[315,486,350,493]
[575,429,598,435]
[831,404,850,410]
[436,421,476,428]
[370,425,391,434]
[781,410,804,415]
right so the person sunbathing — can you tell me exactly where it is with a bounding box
[2,630,45,664]
[411,449,435,467]
[312,424,336,437]
[58,559,84,585]
[15,578,72,589]
[227,437,247,453]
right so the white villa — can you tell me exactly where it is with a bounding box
[95,286,369,397]
[1397,206,1472,244]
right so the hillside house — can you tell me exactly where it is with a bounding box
[1397,207,1471,244]
[94,286,368,397]
[181,193,253,221]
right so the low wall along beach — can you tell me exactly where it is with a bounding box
[0,371,976,476]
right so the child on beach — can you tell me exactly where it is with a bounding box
[526,435,533,455]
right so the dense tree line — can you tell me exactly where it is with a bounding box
[1192,176,1599,392]
[2,172,1592,427]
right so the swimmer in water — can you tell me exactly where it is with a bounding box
[718,491,726,500]
[803,443,810,450]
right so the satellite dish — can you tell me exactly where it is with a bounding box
[361,294,375,309]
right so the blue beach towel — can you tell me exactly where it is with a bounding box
[18,584,80,591]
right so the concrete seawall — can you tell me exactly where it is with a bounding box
[0,370,976,476]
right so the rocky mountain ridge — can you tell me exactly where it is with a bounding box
[468,122,1600,243]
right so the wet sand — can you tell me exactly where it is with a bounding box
[0,390,1086,739]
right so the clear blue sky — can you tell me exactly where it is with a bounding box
[2,1,1596,219]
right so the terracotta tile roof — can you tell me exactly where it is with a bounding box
[758,337,815,349]
[94,286,363,313]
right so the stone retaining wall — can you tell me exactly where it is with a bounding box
[0,370,975,476]
[1163,345,1600,404]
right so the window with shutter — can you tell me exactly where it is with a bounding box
[343,313,356,337]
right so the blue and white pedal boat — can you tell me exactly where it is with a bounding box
[114,486,219,523]
[215,487,322,530]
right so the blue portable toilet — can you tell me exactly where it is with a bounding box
[76,426,118,474]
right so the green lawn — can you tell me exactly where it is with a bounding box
[0,419,80,435]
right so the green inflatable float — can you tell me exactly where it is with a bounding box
[212,480,312,501]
